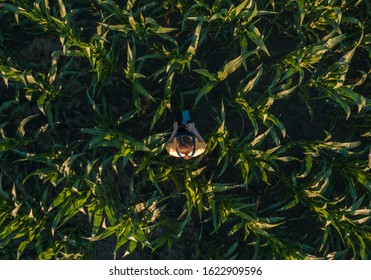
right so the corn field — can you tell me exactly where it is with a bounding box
[0,0,370,260]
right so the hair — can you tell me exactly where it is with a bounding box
[176,135,194,160]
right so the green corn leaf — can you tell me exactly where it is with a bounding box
[60,195,89,227]
[266,113,286,138]
[193,69,217,82]
[218,154,231,178]
[146,17,177,34]
[235,97,258,136]
[224,241,239,259]
[254,217,285,229]
[92,207,103,236]
[114,235,129,256]
[234,210,255,222]
[318,86,351,120]
[48,188,71,212]
[194,82,217,106]
[187,21,203,56]
[326,141,361,150]
[17,114,39,138]
[217,55,245,81]
[134,2,157,16]
[96,0,129,20]
[98,23,131,33]
[297,154,313,178]
[356,173,371,193]
[350,194,365,215]
[325,34,346,49]
[51,205,67,237]
[240,64,263,95]
[126,42,135,80]
[230,0,252,17]
[0,3,22,14]
[150,72,174,131]
[132,81,156,102]
[277,196,299,211]
[117,110,137,125]
[251,127,272,147]
[295,0,305,30]
[337,87,366,113]
[17,239,31,260]
[208,183,245,193]
[246,25,270,56]
[57,0,66,18]
[274,85,298,100]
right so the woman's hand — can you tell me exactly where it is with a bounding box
[185,122,196,133]
[173,121,179,132]
[185,122,204,142]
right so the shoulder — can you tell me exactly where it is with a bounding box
[166,138,180,157]
[194,139,206,156]
[195,138,206,148]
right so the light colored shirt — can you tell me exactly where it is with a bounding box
[166,137,206,158]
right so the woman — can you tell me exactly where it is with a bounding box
[166,121,206,159]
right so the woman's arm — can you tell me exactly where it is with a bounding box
[167,121,178,143]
